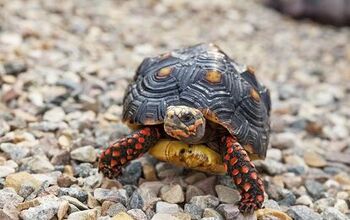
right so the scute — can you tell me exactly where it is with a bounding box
[122,43,271,159]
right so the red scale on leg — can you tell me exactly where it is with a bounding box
[221,135,265,213]
[98,127,160,179]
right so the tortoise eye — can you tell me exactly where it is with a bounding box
[182,113,192,121]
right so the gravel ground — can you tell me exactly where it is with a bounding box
[1,0,350,220]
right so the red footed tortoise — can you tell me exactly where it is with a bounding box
[99,43,271,213]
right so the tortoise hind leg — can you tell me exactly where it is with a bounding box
[221,136,265,213]
[99,127,160,179]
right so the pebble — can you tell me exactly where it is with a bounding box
[193,176,217,196]
[119,162,142,185]
[0,143,30,161]
[112,211,133,220]
[185,185,204,202]
[334,199,348,213]
[160,184,184,204]
[215,204,241,220]
[215,185,240,204]
[58,187,88,202]
[57,174,78,187]
[151,213,179,220]
[5,172,40,193]
[128,190,144,209]
[296,195,313,207]
[105,202,127,216]
[22,155,55,173]
[17,199,40,211]
[0,166,15,178]
[314,198,336,212]
[304,180,325,199]
[184,203,203,220]
[67,209,98,220]
[287,205,322,220]
[127,209,148,220]
[303,151,327,168]
[255,159,287,175]
[70,146,97,163]
[20,200,60,220]
[203,208,224,220]
[57,200,70,220]
[94,188,128,206]
[3,60,27,75]
[43,107,66,123]
[60,196,89,210]
[156,201,181,214]
[0,188,24,208]
[190,195,220,209]
[142,163,158,181]
[321,207,348,220]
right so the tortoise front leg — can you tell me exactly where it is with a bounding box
[99,127,160,179]
[221,136,265,213]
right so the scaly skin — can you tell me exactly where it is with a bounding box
[221,136,265,213]
[98,127,160,179]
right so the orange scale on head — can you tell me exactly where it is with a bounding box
[112,150,120,157]
[235,177,242,185]
[256,195,264,202]
[111,159,118,167]
[138,137,145,143]
[250,172,257,180]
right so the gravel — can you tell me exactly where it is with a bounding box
[0,0,349,219]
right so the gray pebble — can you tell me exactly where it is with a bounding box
[287,205,322,220]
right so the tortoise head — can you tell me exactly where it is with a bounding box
[164,106,206,144]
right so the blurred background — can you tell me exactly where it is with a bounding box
[0,0,349,220]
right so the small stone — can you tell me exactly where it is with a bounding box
[16,199,40,211]
[94,188,128,206]
[322,207,348,220]
[314,198,336,212]
[51,150,70,165]
[106,202,127,217]
[0,209,13,220]
[119,162,142,185]
[128,191,144,209]
[22,155,55,173]
[87,192,100,209]
[67,209,98,220]
[0,143,30,161]
[190,195,219,209]
[75,163,93,178]
[70,146,97,163]
[215,204,241,220]
[263,200,281,210]
[0,188,23,209]
[304,151,327,168]
[336,192,349,200]
[20,200,60,220]
[334,172,350,185]
[139,181,164,196]
[151,213,178,220]
[143,163,157,181]
[60,196,89,210]
[43,107,66,123]
[6,172,40,193]
[296,195,313,207]
[215,185,240,204]
[18,183,36,199]
[185,173,207,184]
[172,212,191,220]
[0,166,15,178]
[127,209,147,220]
[57,174,78,187]
[334,199,348,213]
[112,211,133,220]
[156,201,181,214]
[185,185,204,202]
[160,184,184,204]
[203,208,224,220]
[193,176,217,196]
[58,187,88,202]
[184,203,203,220]
[57,200,69,220]
[305,180,325,199]
[287,205,322,220]
[254,159,287,175]
[270,132,295,149]
[3,60,27,75]
[255,208,291,220]
[266,148,283,161]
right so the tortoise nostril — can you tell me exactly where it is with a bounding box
[180,149,185,154]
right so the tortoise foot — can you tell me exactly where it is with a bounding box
[99,127,160,179]
[221,136,265,213]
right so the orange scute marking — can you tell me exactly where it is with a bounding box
[243,183,251,192]
[227,147,233,154]
[241,166,249,174]
[205,70,222,83]
[133,134,139,139]
[230,157,238,165]
[250,88,260,102]
[224,154,230,161]
[105,148,111,155]
[232,169,239,176]
[128,139,134,144]
[157,67,172,78]
[256,195,264,202]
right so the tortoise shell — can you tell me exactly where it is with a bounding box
[122,43,271,159]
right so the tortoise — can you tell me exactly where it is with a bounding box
[99,43,271,213]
